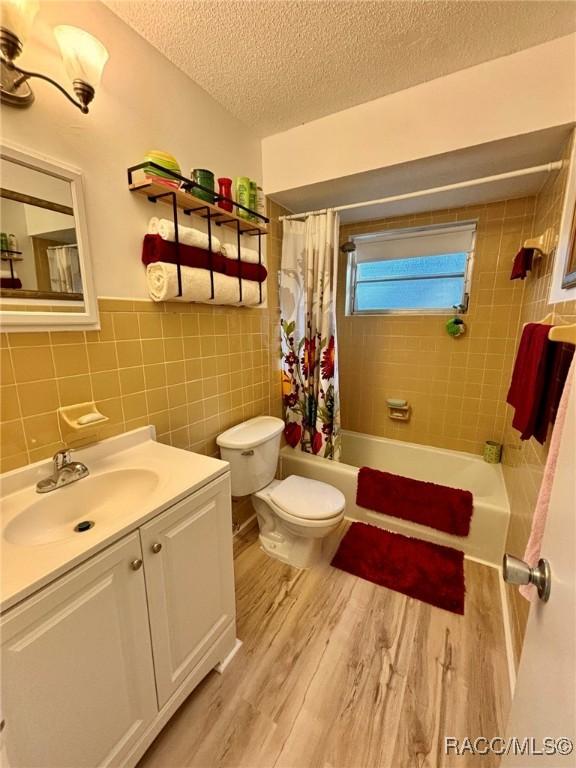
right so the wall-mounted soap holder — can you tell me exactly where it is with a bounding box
[387,399,411,422]
[58,402,109,444]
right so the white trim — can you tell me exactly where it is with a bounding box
[498,565,518,697]
[234,513,257,537]
[214,638,243,674]
[0,141,100,332]
[549,138,576,304]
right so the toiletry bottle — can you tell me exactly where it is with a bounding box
[235,177,251,219]
[257,185,265,218]
[217,178,233,212]
[249,181,257,221]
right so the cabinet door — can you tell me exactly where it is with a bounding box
[140,475,235,707]
[1,533,158,768]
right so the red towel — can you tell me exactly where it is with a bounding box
[0,277,22,289]
[507,323,554,442]
[141,234,267,283]
[356,466,473,537]
[510,247,535,280]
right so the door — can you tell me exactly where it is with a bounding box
[503,373,575,765]
[140,475,235,707]
[1,533,158,768]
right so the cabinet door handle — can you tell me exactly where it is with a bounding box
[152,542,162,554]
[0,718,5,733]
[130,558,143,571]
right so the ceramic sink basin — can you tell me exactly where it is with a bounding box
[3,468,160,546]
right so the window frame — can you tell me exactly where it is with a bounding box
[345,220,477,316]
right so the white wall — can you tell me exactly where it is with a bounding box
[1,1,262,300]
[262,34,576,195]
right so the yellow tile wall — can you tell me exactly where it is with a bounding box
[338,197,535,454]
[502,134,576,665]
[0,201,285,528]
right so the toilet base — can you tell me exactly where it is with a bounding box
[252,483,344,569]
[258,526,325,569]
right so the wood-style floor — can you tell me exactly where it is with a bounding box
[139,523,511,768]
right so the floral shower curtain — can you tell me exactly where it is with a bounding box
[280,211,341,460]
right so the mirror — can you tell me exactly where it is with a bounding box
[561,194,576,289]
[0,144,98,331]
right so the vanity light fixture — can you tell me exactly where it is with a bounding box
[0,0,108,113]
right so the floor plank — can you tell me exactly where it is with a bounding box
[139,525,511,768]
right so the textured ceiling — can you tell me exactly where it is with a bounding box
[104,0,576,135]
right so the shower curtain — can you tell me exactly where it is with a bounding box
[280,211,341,460]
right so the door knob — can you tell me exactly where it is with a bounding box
[503,554,551,602]
[130,558,143,571]
[152,542,162,554]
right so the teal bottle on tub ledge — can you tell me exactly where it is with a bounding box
[235,176,251,219]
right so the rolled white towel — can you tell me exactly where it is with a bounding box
[147,217,221,252]
[221,242,261,265]
[146,262,265,306]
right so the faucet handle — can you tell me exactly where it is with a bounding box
[53,448,72,470]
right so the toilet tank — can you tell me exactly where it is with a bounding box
[217,416,285,497]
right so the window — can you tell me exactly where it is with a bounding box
[346,221,476,315]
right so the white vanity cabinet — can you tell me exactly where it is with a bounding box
[140,476,236,707]
[0,473,236,768]
[0,532,158,768]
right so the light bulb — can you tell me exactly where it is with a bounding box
[1,0,39,45]
[53,25,108,89]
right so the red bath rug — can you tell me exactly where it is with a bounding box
[331,522,465,614]
[356,466,473,537]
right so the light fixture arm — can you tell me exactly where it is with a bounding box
[4,58,93,113]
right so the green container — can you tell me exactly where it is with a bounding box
[192,168,215,203]
[249,181,258,221]
[483,440,502,464]
[235,176,251,219]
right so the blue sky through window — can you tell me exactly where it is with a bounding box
[355,252,467,311]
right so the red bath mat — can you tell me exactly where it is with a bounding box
[357,466,473,537]
[331,522,465,615]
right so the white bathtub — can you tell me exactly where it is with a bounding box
[280,430,510,565]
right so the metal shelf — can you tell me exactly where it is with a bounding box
[127,162,268,302]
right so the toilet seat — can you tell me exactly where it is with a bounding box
[269,475,345,522]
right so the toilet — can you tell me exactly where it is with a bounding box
[217,416,345,568]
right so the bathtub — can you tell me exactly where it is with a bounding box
[280,430,510,565]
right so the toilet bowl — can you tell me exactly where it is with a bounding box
[217,416,345,568]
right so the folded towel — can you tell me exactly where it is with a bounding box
[356,466,473,537]
[148,217,221,253]
[0,277,22,289]
[507,323,554,442]
[141,235,267,283]
[146,262,266,306]
[510,247,535,280]
[221,242,261,265]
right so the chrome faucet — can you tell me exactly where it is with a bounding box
[36,449,90,494]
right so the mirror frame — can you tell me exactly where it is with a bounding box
[550,136,576,304]
[0,142,99,332]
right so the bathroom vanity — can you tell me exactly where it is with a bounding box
[0,428,237,768]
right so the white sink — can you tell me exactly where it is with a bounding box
[0,427,230,612]
[3,469,160,546]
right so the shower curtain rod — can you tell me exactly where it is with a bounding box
[278,161,563,221]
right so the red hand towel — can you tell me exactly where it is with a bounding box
[507,323,554,441]
[510,247,534,280]
[141,234,268,283]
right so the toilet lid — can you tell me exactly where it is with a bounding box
[270,476,345,520]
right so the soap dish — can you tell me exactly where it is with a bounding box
[58,402,109,442]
